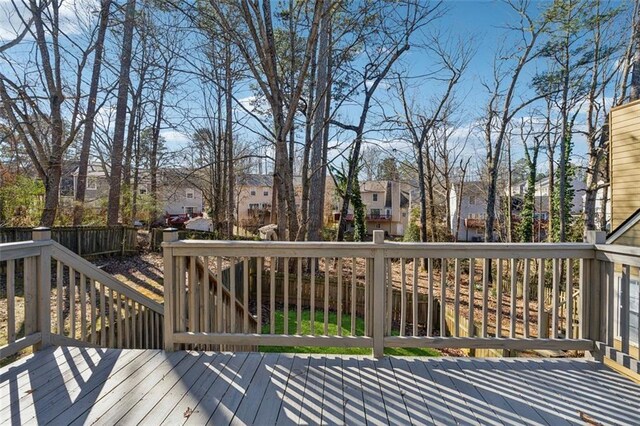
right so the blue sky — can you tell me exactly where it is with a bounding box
[0,0,633,176]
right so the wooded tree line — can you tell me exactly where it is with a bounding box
[0,0,639,243]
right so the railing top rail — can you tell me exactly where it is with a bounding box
[595,243,640,267]
[0,240,53,261]
[163,239,596,259]
[595,243,640,257]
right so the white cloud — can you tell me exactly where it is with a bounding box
[237,95,257,112]
[0,0,97,42]
[161,130,190,147]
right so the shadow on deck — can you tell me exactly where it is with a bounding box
[1,347,639,425]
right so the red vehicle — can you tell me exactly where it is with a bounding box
[164,212,202,228]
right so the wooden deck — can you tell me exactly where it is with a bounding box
[1,347,639,425]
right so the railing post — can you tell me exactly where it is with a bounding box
[372,230,385,358]
[585,230,606,358]
[163,228,179,351]
[33,227,52,350]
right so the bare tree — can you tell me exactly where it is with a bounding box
[74,0,112,225]
[334,1,442,241]
[482,0,548,242]
[204,0,325,240]
[394,35,471,244]
[107,0,137,225]
[0,0,95,226]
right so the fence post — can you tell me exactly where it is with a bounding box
[585,230,606,358]
[372,230,385,358]
[33,227,52,350]
[163,228,179,351]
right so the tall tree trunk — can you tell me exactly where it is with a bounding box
[107,0,137,225]
[416,145,428,244]
[225,44,234,238]
[150,71,169,223]
[73,0,111,225]
[425,147,437,241]
[307,2,331,241]
[558,35,571,242]
[299,31,318,241]
[122,90,140,224]
[506,137,513,242]
[29,0,64,226]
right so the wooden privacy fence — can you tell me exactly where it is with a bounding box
[162,229,632,361]
[0,226,137,256]
[0,228,163,360]
[150,228,219,252]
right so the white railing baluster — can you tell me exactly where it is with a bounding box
[482,258,489,338]
[496,259,503,338]
[510,259,517,338]
[400,259,406,337]
[552,259,559,339]
[566,258,573,339]
[440,258,447,338]
[7,259,15,344]
[352,257,357,336]
[523,259,530,339]
[427,258,434,337]
[337,258,343,336]
[468,258,475,338]
[538,258,545,339]
[297,258,302,335]
[324,257,329,335]
[621,264,630,355]
[413,258,419,337]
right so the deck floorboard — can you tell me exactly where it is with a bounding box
[2,347,640,426]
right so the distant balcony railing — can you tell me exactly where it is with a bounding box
[333,212,391,222]
[366,214,392,221]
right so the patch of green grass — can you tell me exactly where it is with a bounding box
[259,309,439,357]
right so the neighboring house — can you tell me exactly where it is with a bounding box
[236,174,336,232]
[71,164,204,220]
[331,180,409,237]
[449,181,498,242]
[236,175,277,230]
[509,176,586,216]
[607,99,640,354]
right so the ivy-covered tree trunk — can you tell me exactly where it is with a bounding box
[552,128,575,242]
[352,174,366,242]
[518,142,540,242]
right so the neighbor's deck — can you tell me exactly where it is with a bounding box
[2,347,639,425]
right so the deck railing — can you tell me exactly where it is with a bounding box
[2,228,637,376]
[162,229,640,369]
[0,228,163,360]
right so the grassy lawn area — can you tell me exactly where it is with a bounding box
[259,309,440,357]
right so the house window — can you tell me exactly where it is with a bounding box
[185,207,194,215]
[373,194,378,202]
[263,191,269,196]
[250,190,256,196]
[86,177,97,190]
[469,195,476,205]
[249,203,259,210]
[186,189,195,199]
[370,209,381,218]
